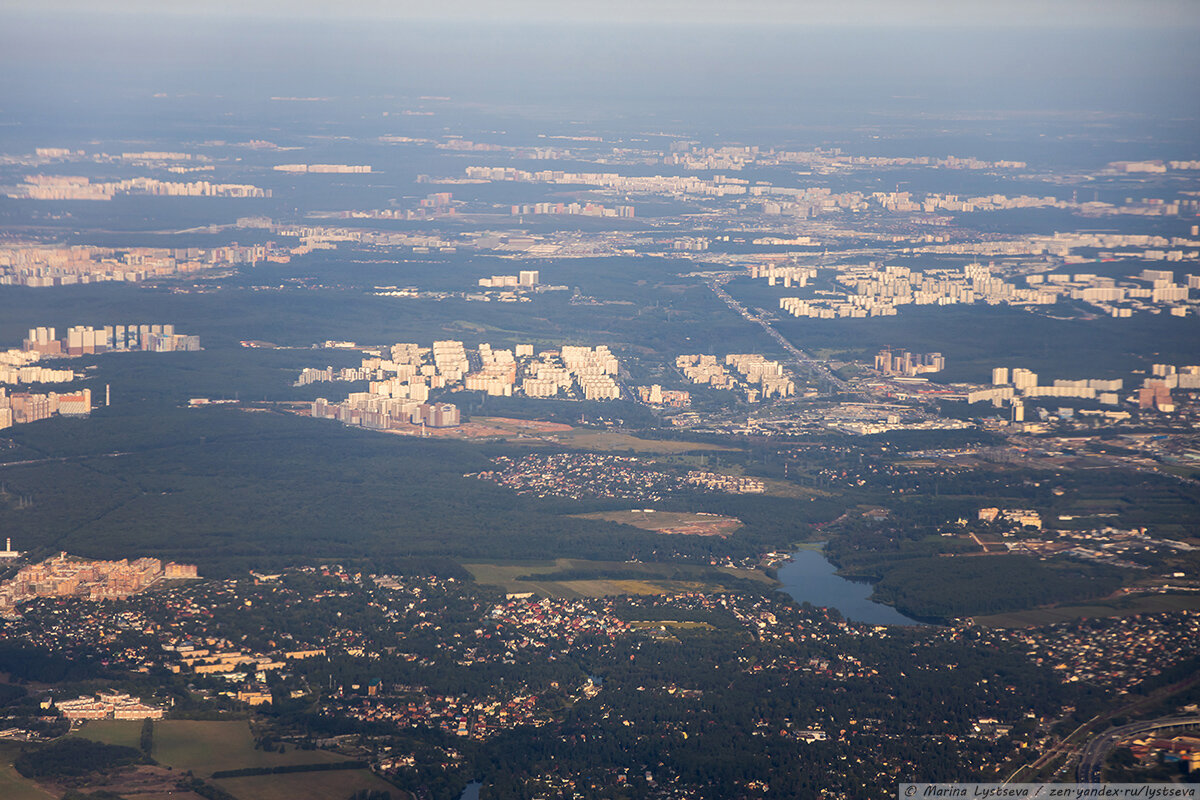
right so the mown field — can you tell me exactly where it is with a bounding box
[974,592,1200,628]
[572,509,743,536]
[0,743,55,800]
[50,719,405,799]
[152,720,346,776]
[556,429,736,454]
[464,558,770,598]
[68,719,144,749]
[215,768,404,800]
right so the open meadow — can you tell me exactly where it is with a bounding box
[68,719,143,749]
[973,592,1200,627]
[465,557,770,598]
[572,509,743,537]
[0,743,56,800]
[215,768,405,800]
[555,429,736,454]
[151,720,345,776]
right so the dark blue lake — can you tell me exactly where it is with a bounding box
[776,547,927,626]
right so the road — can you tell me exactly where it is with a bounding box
[1004,670,1200,784]
[704,274,850,393]
[1077,716,1200,782]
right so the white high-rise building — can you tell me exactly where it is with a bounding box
[1012,368,1038,391]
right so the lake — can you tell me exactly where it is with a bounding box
[776,547,927,626]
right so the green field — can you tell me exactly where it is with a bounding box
[756,478,830,499]
[0,743,55,800]
[572,509,743,536]
[69,719,144,749]
[557,429,736,454]
[216,768,404,800]
[465,558,769,598]
[629,619,715,630]
[974,592,1200,628]
[150,720,344,776]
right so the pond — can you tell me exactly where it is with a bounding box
[776,547,927,626]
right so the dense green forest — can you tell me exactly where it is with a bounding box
[868,555,1126,619]
[14,738,145,779]
[0,399,839,574]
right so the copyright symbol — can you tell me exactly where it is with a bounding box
[905,787,917,797]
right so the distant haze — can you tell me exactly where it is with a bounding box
[8,0,1200,27]
[3,4,1199,144]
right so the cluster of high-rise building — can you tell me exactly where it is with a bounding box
[968,368,1125,418]
[636,385,691,407]
[725,354,795,401]
[778,263,1197,320]
[119,151,195,161]
[676,354,794,402]
[294,366,372,386]
[747,186,1075,219]
[908,228,1200,259]
[671,237,709,251]
[337,193,459,221]
[782,263,1035,319]
[1138,365,1200,413]
[1027,268,1196,318]
[305,340,627,432]
[0,552,198,616]
[311,397,461,431]
[0,323,201,429]
[23,324,199,356]
[509,345,620,400]
[510,202,634,218]
[273,222,611,259]
[0,243,276,287]
[409,192,458,219]
[7,175,269,200]
[464,166,750,198]
[874,349,945,377]
[746,263,815,288]
[1108,159,1200,173]
[272,163,371,173]
[465,342,517,396]
[558,346,621,400]
[0,347,74,385]
[478,270,539,288]
[677,355,740,391]
[0,387,92,429]
[661,143,1026,173]
[29,147,204,164]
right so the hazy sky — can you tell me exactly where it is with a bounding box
[9,0,1200,27]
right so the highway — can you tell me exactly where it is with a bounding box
[1076,716,1200,782]
[704,274,850,393]
[1003,671,1200,784]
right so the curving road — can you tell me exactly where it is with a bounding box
[1077,716,1200,782]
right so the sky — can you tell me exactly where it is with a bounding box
[8,0,1200,28]
[4,0,1199,135]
